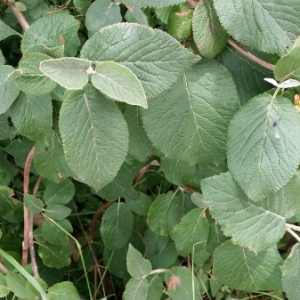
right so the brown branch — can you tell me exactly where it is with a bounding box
[22,146,35,267]
[0,0,29,31]
[227,38,275,71]
[88,201,114,244]
[182,184,195,194]
[185,0,200,8]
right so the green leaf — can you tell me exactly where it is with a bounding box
[85,0,121,37]
[146,276,163,300]
[143,60,240,165]
[168,9,193,39]
[148,192,195,235]
[282,243,300,300]
[217,46,274,105]
[59,85,128,191]
[118,0,185,7]
[0,65,19,114]
[44,204,71,220]
[43,179,75,205]
[201,172,286,252]
[15,2,27,12]
[10,93,52,141]
[101,202,133,250]
[42,221,69,246]
[38,243,71,269]
[144,229,168,258]
[81,23,199,97]
[40,58,91,90]
[161,158,196,185]
[227,93,300,201]
[192,1,228,58]
[123,106,153,162]
[125,7,149,25]
[0,273,9,297]
[191,193,208,209]
[16,53,57,95]
[127,244,152,279]
[0,19,21,40]
[213,241,282,292]
[274,45,300,82]
[123,278,148,300]
[21,14,79,55]
[26,278,47,298]
[171,208,209,256]
[126,193,152,216]
[6,272,31,299]
[213,0,300,55]
[33,130,72,183]
[0,113,15,140]
[92,61,147,108]
[24,194,44,214]
[48,282,80,300]
[74,0,90,15]
[165,266,199,300]
[0,186,21,223]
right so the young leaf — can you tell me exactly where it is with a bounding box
[85,0,121,37]
[48,281,80,300]
[168,9,193,39]
[127,244,152,279]
[142,60,240,165]
[148,192,195,235]
[118,0,185,7]
[33,130,72,183]
[10,93,52,141]
[165,267,199,300]
[123,278,148,300]
[24,194,44,214]
[21,14,79,55]
[214,0,300,55]
[81,23,199,97]
[59,85,128,191]
[100,203,133,250]
[192,1,228,58]
[40,58,91,90]
[91,61,147,108]
[214,241,282,293]
[227,93,300,201]
[282,243,300,300]
[16,53,57,95]
[0,65,19,114]
[171,208,209,256]
[201,172,286,252]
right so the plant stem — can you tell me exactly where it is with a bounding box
[286,227,300,243]
[227,38,275,71]
[185,0,199,8]
[22,146,35,267]
[0,262,8,274]
[286,223,300,232]
[0,0,29,31]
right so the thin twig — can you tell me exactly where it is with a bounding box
[0,0,29,31]
[182,184,195,194]
[286,227,300,243]
[22,146,35,267]
[88,201,114,244]
[132,154,157,186]
[286,223,300,232]
[227,38,275,71]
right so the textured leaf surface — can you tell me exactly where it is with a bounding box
[0,65,19,114]
[123,106,152,161]
[21,14,79,54]
[40,58,91,90]
[101,203,133,250]
[92,61,147,108]
[86,0,121,37]
[168,9,193,39]
[123,278,148,300]
[0,114,15,140]
[48,282,80,300]
[16,53,57,95]
[171,208,209,256]
[33,131,72,183]
[227,93,300,201]
[143,60,239,165]
[282,243,300,300]
[214,0,300,55]
[192,1,228,58]
[118,0,184,7]
[165,267,199,300]
[6,272,31,299]
[24,194,44,214]
[10,93,52,141]
[148,192,195,235]
[81,23,199,97]
[127,244,152,279]
[214,241,282,292]
[201,172,286,252]
[59,85,128,191]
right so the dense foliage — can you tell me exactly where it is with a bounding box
[0,0,300,299]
